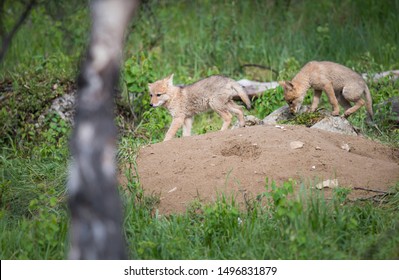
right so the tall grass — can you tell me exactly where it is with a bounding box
[0,153,69,259]
[2,0,398,80]
[126,0,399,81]
[122,178,399,259]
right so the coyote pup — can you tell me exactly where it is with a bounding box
[279,61,373,123]
[148,74,251,141]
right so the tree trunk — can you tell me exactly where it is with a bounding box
[68,0,138,260]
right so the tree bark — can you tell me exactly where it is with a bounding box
[68,0,138,260]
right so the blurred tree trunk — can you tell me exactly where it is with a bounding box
[68,0,138,260]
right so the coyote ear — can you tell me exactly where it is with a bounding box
[279,81,294,90]
[165,74,174,86]
[286,81,294,90]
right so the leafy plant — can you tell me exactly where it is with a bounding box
[253,86,285,119]
[34,113,70,160]
[123,51,156,126]
[279,111,324,127]
[202,196,240,247]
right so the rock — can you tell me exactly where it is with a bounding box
[290,141,304,149]
[376,96,399,126]
[262,105,359,136]
[37,92,76,127]
[245,115,264,126]
[340,143,351,152]
[310,115,358,136]
[275,125,286,130]
[232,115,263,129]
[316,179,339,190]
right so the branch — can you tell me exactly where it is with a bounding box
[353,186,388,194]
[0,0,5,37]
[0,0,36,63]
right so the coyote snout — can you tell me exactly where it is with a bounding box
[148,74,251,141]
[281,82,304,114]
[149,94,167,107]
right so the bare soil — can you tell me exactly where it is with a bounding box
[132,125,399,214]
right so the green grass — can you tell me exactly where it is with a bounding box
[126,0,399,80]
[122,177,399,259]
[1,141,399,259]
[0,153,69,259]
[0,0,399,259]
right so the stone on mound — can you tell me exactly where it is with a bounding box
[262,106,358,136]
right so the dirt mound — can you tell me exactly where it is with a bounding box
[133,125,399,214]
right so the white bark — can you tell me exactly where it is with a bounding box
[68,0,138,260]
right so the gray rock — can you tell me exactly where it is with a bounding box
[310,115,358,136]
[315,179,339,190]
[290,141,304,149]
[36,92,76,127]
[262,105,359,136]
[376,96,399,126]
[232,115,263,129]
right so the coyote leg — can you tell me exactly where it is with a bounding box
[164,117,184,141]
[341,86,366,118]
[310,90,322,112]
[227,101,246,127]
[343,98,365,118]
[337,94,352,111]
[182,117,193,137]
[215,110,233,131]
[323,83,340,115]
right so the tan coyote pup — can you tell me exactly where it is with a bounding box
[148,74,251,141]
[279,61,373,123]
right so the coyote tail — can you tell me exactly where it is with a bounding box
[232,84,251,109]
[364,86,374,125]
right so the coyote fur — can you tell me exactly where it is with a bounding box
[148,74,251,141]
[279,61,373,123]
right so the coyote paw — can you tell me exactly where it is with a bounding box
[342,111,352,118]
